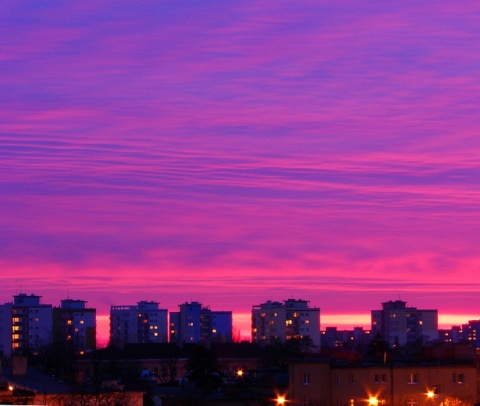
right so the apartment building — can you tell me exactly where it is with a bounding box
[251,299,320,347]
[52,299,96,354]
[289,360,477,406]
[0,293,53,357]
[371,300,438,347]
[110,301,168,345]
[169,301,232,343]
[0,302,13,357]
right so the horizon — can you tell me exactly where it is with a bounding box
[1,291,477,346]
[2,2,480,338]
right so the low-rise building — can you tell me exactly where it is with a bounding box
[289,360,478,406]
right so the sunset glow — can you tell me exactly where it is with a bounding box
[1,1,480,341]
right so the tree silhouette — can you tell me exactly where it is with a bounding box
[185,345,222,394]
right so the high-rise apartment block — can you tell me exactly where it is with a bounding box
[170,301,232,343]
[0,293,53,357]
[110,301,168,345]
[251,299,320,347]
[52,299,96,355]
[371,300,438,347]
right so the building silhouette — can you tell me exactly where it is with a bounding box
[169,301,232,343]
[251,299,320,347]
[52,299,96,355]
[0,293,53,358]
[110,301,168,345]
[371,300,438,347]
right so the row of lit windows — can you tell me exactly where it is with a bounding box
[66,320,85,325]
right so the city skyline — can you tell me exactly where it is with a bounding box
[2,2,480,346]
[0,290,478,345]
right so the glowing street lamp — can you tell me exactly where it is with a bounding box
[236,369,244,377]
[368,397,379,406]
[427,390,436,399]
[276,395,287,405]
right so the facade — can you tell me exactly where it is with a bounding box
[52,299,96,354]
[251,299,320,347]
[110,301,168,345]
[170,301,232,343]
[3,293,53,357]
[0,302,13,357]
[371,300,438,347]
[289,360,478,406]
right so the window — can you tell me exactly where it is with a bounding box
[453,373,465,384]
[407,373,418,384]
[302,372,310,385]
[406,399,418,406]
[302,399,310,406]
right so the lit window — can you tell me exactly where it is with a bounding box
[80,320,84,324]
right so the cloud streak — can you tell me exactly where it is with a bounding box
[1,1,480,338]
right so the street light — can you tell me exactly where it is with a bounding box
[276,395,287,405]
[368,397,379,406]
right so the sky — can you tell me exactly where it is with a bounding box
[1,1,480,344]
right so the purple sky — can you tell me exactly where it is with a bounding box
[1,1,480,342]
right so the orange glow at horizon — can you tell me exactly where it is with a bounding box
[95,312,480,347]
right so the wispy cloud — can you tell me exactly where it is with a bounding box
[1,1,480,338]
